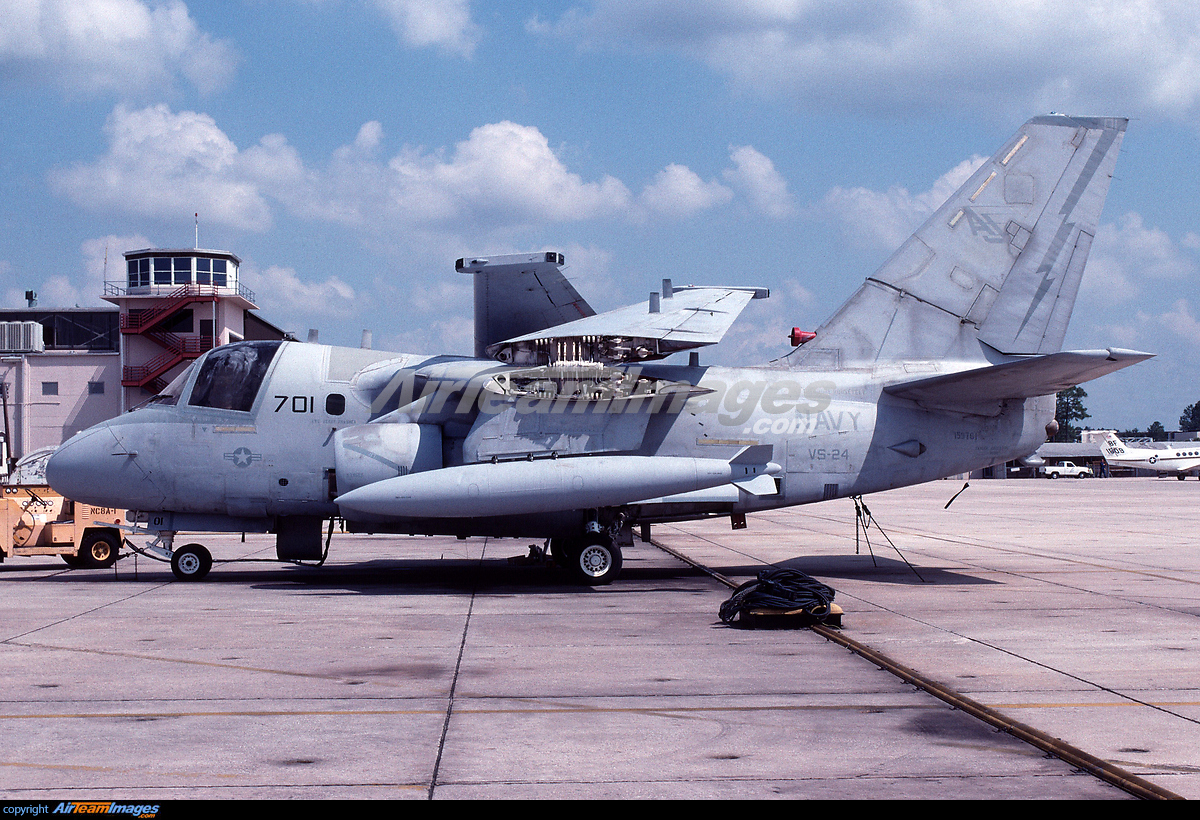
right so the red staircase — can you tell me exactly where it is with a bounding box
[121,285,223,391]
[120,284,222,333]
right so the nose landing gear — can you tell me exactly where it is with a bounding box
[170,543,212,581]
[128,531,214,581]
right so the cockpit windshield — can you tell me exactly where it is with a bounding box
[188,341,282,412]
[147,362,196,406]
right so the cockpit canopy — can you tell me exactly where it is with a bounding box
[147,362,195,407]
[187,341,282,412]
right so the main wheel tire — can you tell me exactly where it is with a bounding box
[568,535,622,586]
[171,543,212,581]
[79,531,121,569]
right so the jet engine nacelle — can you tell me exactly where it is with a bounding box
[333,423,443,496]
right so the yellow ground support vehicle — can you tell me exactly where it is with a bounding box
[1,485,124,568]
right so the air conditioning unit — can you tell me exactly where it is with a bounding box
[0,322,45,353]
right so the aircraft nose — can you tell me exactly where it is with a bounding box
[47,424,164,509]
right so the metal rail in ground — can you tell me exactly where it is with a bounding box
[649,537,1183,801]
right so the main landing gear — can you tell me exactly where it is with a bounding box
[551,516,630,586]
[555,532,623,586]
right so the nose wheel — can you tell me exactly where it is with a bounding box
[170,543,212,581]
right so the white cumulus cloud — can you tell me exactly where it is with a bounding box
[371,0,480,56]
[49,104,273,230]
[1,233,151,308]
[1159,298,1200,345]
[539,1,1200,122]
[819,155,985,251]
[244,118,637,238]
[410,121,633,224]
[1083,212,1200,306]
[0,0,237,95]
[723,145,795,218]
[240,264,358,320]
[52,106,800,260]
[639,163,732,218]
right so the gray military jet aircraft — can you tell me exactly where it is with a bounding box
[47,115,1150,583]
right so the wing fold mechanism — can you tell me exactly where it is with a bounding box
[486,281,769,366]
[482,363,713,404]
[883,348,1153,416]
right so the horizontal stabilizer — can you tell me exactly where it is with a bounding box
[488,284,768,365]
[884,348,1153,415]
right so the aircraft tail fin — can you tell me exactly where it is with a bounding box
[792,116,1127,367]
[1100,431,1131,459]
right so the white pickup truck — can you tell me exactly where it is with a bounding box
[1038,461,1094,479]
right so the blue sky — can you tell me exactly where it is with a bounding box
[3,1,1200,430]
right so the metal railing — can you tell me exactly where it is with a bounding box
[105,280,256,303]
[116,283,255,333]
[122,335,215,387]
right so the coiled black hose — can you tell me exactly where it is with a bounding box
[719,567,836,625]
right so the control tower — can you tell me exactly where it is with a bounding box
[105,248,283,411]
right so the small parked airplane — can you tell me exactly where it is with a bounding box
[1099,432,1200,479]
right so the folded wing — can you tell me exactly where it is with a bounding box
[487,284,769,365]
[458,252,595,358]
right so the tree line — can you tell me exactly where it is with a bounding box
[1053,388,1200,443]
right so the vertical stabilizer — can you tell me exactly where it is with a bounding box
[792,116,1127,367]
[1101,431,1130,458]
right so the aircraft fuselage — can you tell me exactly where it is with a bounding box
[47,339,1053,541]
